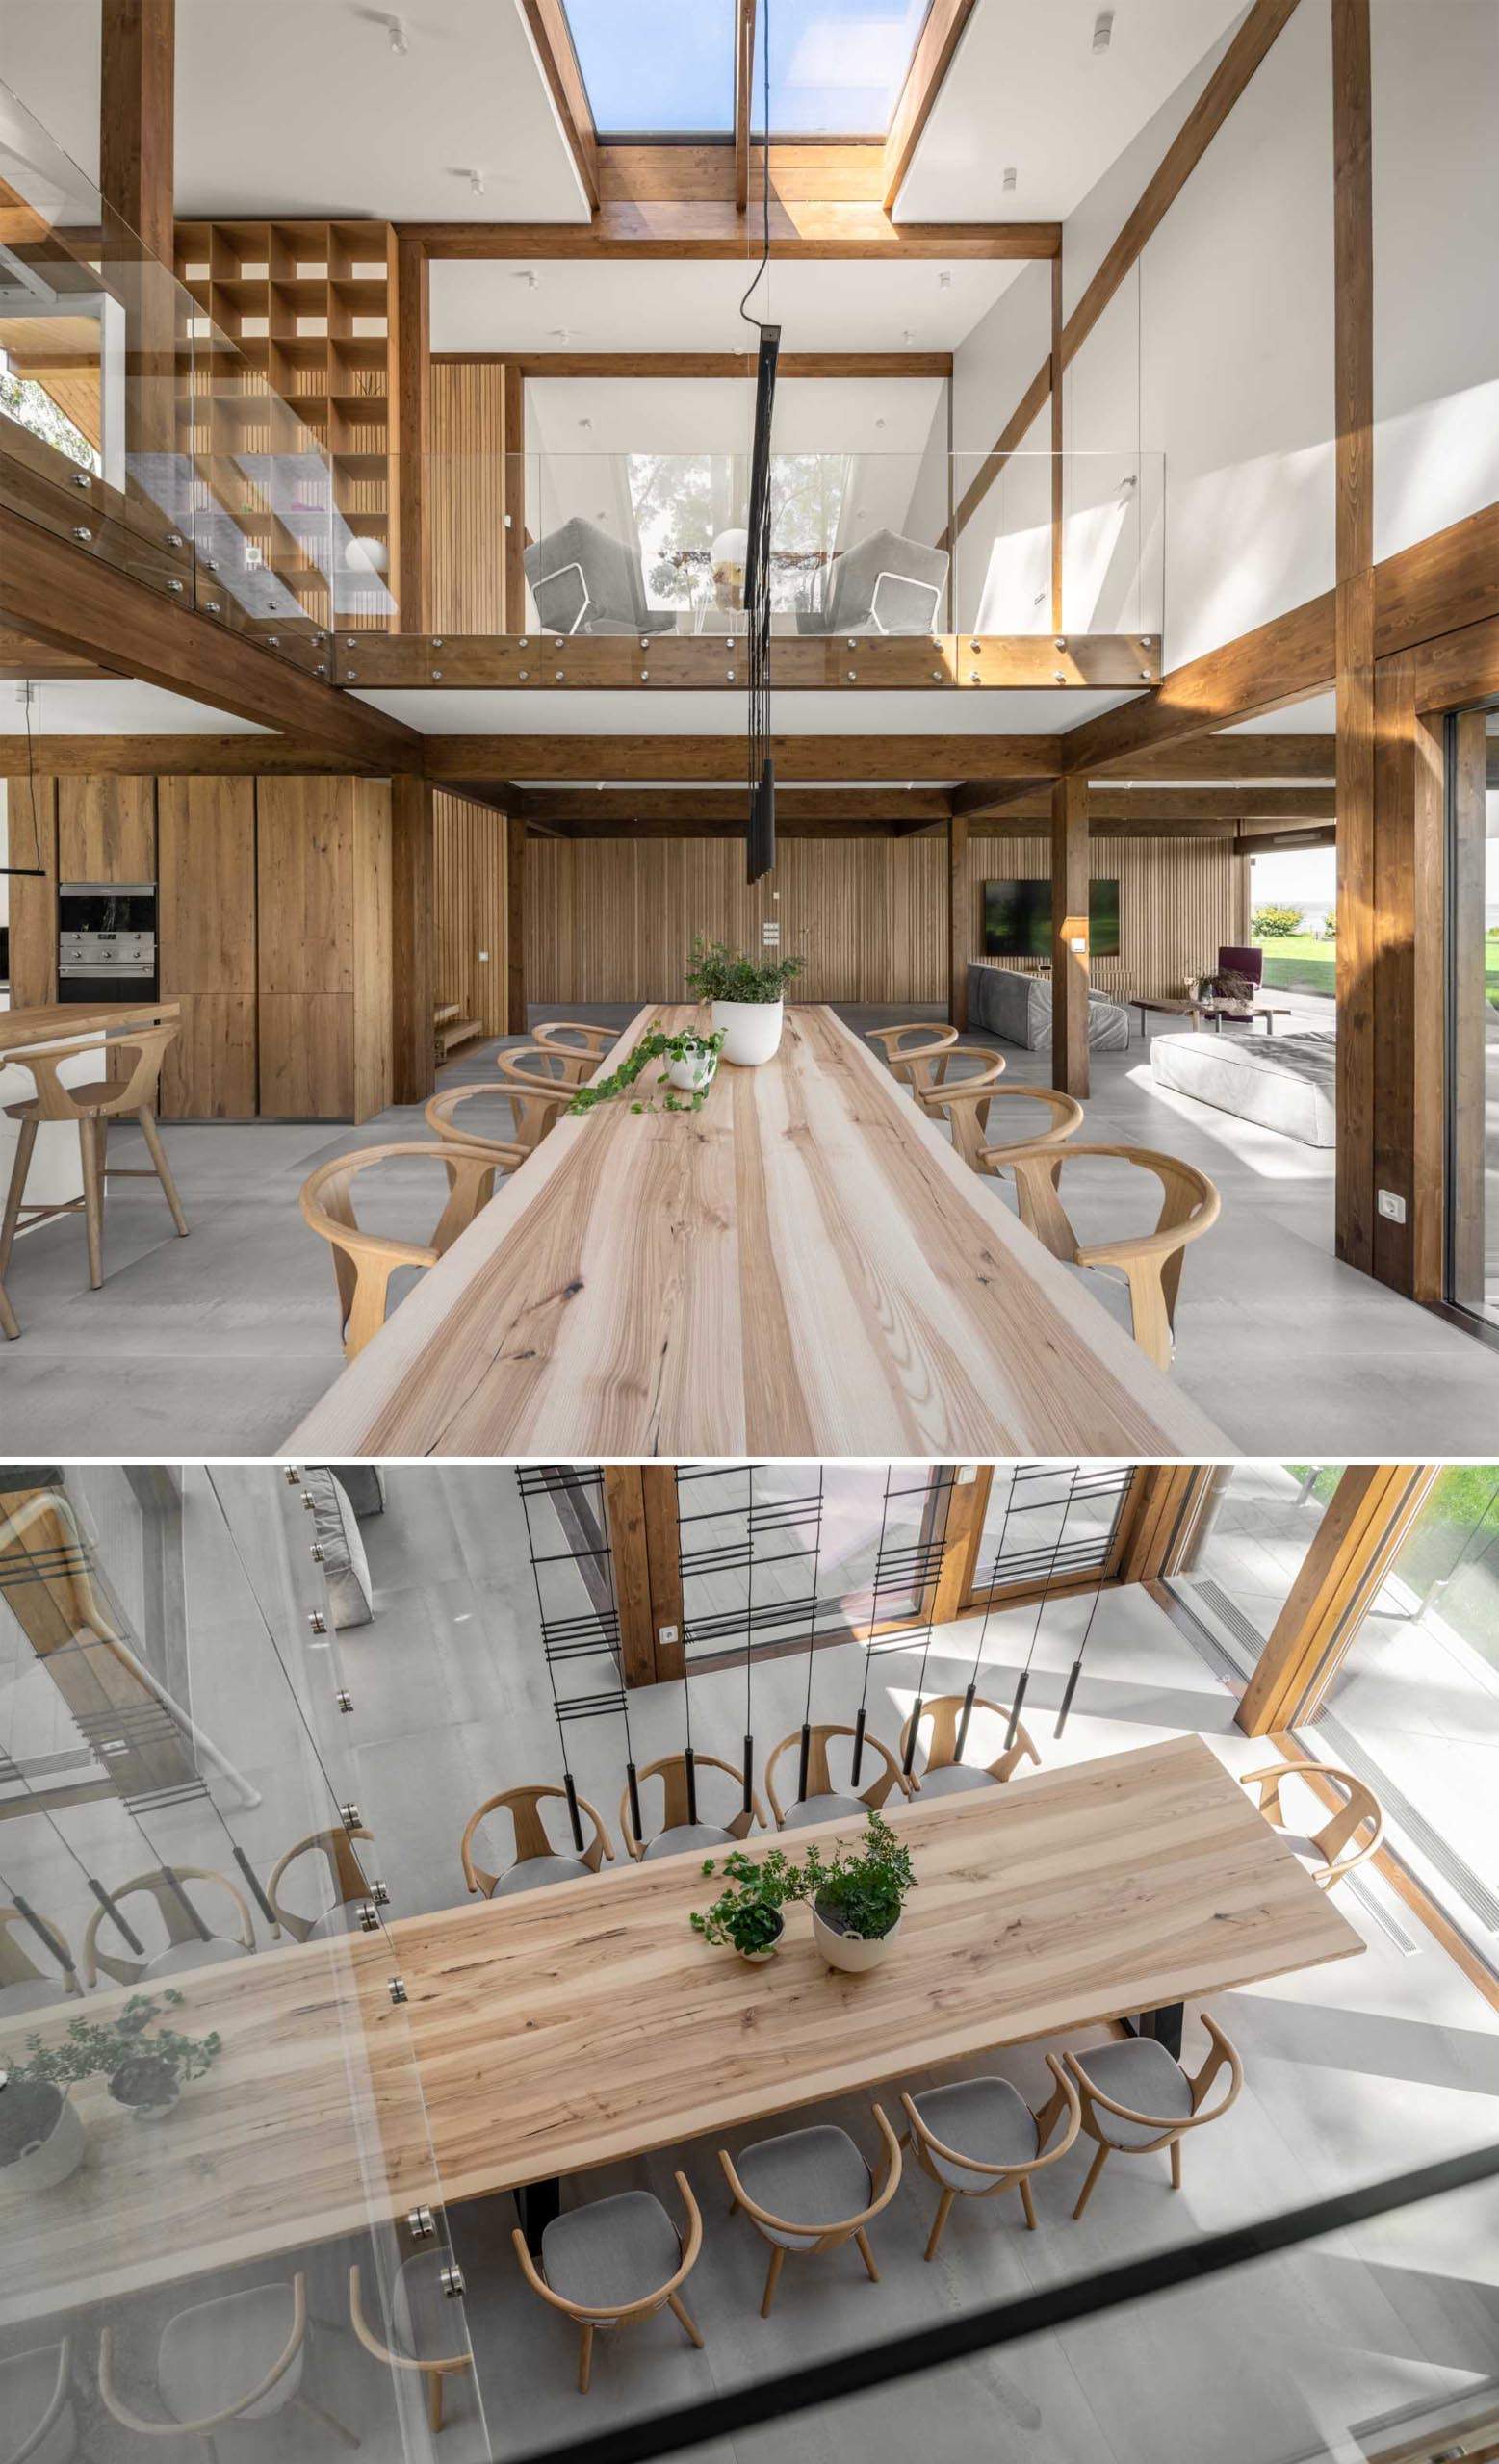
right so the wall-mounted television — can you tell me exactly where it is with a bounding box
[982,878,1122,960]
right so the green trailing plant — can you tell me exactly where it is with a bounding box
[15,1990,222,2100]
[690,1811,916,1951]
[566,1026,725,1116]
[690,1842,803,1953]
[685,936,806,1005]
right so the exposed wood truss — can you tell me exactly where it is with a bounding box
[334,634,1161,693]
[884,0,980,211]
[400,213,1059,263]
[430,351,954,378]
[517,0,599,210]
[424,735,1063,784]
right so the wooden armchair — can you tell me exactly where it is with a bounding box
[866,1023,959,1095]
[1065,2013,1243,2217]
[349,2255,475,2433]
[425,1085,530,1172]
[493,1047,582,1149]
[720,2103,903,2317]
[898,1692,1040,1795]
[1003,1141,1221,1371]
[511,2172,704,2394]
[900,2053,1081,2258]
[82,1864,257,1987]
[921,1079,1084,1177]
[299,1141,501,1360]
[459,1783,613,1899]
[1241,1759,1383,1890]
[267,1826,375,1942]
[531,1021,615,1071]
[99,2272,355,2449]
[0,1902,82,2013]
[763,1723,914,1830]
[620,1751,767,1862]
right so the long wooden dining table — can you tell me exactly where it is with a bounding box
[289,1003,1228,1456]
[2,1737,1360,2326]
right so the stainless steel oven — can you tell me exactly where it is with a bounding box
[57,883,159,1004]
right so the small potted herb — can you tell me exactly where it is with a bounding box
[685,936,805,1067]
[691,1844,802,1963]
[0,2075,86,2192]
[16,1989,222,2127]
[802,1811,916,1975]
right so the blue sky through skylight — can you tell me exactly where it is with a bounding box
[755,0,931,135]
[562,0,736,134]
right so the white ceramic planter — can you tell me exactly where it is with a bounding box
[812,1903,902,1974]
[711,998,783,1067]
[0,2082,87,2191]
[664,1039,718,1094]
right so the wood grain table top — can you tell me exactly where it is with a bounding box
[0,1739,1360,2328]
[0,998,181,1053]
[288,1003,1228,1457]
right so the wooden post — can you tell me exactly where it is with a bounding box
[99,0,176,475]
[1447,709,1488,1304]
[947,809,969,1028]
[1049,247,1065,633]
[390,774,435,1104]
[502,366,527,629]
[1114,1467,1219,1584]
[1236,1465,1434,1736]
[1332,0,1376,1272]
[395,238,429,634]
[505,811,528,1034]
[1050,773,1090,1098]
[930,1468,993,1624]
[602,1469,655,1687]
[640,1470,685,1681]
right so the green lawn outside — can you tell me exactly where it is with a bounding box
[1253,935,1499,1001]
[1287,1462,1499,1656]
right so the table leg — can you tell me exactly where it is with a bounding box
[516,2176,561,2256]
[1125,2001,1184,2061]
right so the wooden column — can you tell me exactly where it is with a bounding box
[603,1467,685,1685]
[1236,1464,1434,1736]
[1332,0,1376,1272]
[947,809,969,1028]
[390,774,435,1104]
[502,365,527,629]
[1448,708,1489,1303]
[1115,1466,1219,1584]
[1050,773,1090,1098]
[394,238,429,633]
[1049,247,1065,633]
[100,0,174,259]
[640,1469,685,1681]
[505,812,528,1034]
[930,1467,993,1623]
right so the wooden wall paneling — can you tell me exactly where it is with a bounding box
[429,362,506,631]
[156,774,257,1117]
[1050,774,1090,1099]
[947,811,969,1027]
[56,776,156,881]
[502,367,526,629]
[505,808,527,1032]
[352,778,393,1122]
[255,776,390,1119]
[433,790,506,1039]
[963,830,1243,1004]
[256,775,356,997]
[1447,709,1488,1304]
[390,774,434,1104]
[395,236,428,634]
[258,992,357,1119]
[3,771,58,1005]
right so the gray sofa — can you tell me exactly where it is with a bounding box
[968,962,1129,1052]
[523,515,678,637]
[798,527,949,635]
[1150,1026,1335,1146]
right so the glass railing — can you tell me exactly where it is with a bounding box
[0,1467,487,2463]
[0,78,395,671]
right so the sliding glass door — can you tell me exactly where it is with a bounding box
[1445,703,1499,1326]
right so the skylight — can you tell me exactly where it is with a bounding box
[755,0,931,137]
[561,0,737,136]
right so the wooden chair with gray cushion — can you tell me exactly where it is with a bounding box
[424,1086,529,1175]
[0,1027,188,1296]
[299,1142,502,1362]
[1002,1142,1221,1372]
[1064,2014,1244,2217]
[268,1826,375,1942]
[349,2254,474,2434]
[511,2172,704,2395]
[866,1023,959,1096]
[82,1864,257,1988]
[620,1752,767,1863]
[1241,1759,1383,1891]
[900,2053,1081,2259]
[0,1904,83,2015]
[0,2339,75,2464]
[719,2103,902,2317]
[898,1693,1040,1796]
[763,1724,914,1831]
[460,1783,613,1900]
[493,1047,582,1150]
[99,2273,357,2449]
[921,1079,1083,1179]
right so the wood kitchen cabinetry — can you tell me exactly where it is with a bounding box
[56,777,157,882]
[157,777,258,1117]
[257,776,392,1121]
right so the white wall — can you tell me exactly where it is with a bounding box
[1372,0,1499,562]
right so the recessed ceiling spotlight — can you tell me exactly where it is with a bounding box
[1002,165,1018,192]
[384,13,408,54]
[901,326,915,346]
[937,270,952,289]
[550,325,571,341]
[515,270,539,289]
[466,168,486,197]
[579,416,592,429]
[874,416,886,429]
[1092,8,1115,54]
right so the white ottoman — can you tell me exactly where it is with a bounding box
[0,1038,106,1212]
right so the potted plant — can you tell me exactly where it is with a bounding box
[690,1843,802,1964]
[685,937,805,1068]
[802,1810,916,1975]
[15,1989,222,2129]
[567,1025,725,1117]
[0,2075,86,2192]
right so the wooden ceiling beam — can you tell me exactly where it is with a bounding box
[1061,596,1337,775]
[0,734,378,775]
[517,0,600,211]
[431,350,954,378]
[425,734,1060,783]
[400,211,1060,262]
[0,629,112,682]
[519,788,953,824]
[884,0,981,211]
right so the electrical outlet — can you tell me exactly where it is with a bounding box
[657,1623,680,1646]
[956,1465,977,1484]
[1377,1189,1407,1224]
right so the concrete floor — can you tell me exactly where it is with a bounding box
[0,1005,1495,1458]
[5,1467,1497,2464]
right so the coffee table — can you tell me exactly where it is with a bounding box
[1134,995,1293,1039]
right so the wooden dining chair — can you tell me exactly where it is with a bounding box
[459,1783,614,1899]
[0,2337,76,2464]
[1064,2014,1244,2217]
[1002,1142,1222,1371]
[763,1724,914,1830]
[866,1023,959,1095]
[424,1086,530,1175]
[921,1080,1084,1178]
[531,1020,616,1070]
[99,2273,357,2450]
[0,1027,188,1296]
[493,1047,582,1149]
[349,2255,475,2434]
[299,1141,502,1362]
[1241,1759,1384,1891]
[82,1864,257,1988]
[267,1826,375,1942]
[0,1902,82,2015]
[511,2172,705,2396]
[720,2103,903,2317]
[898,1693,1040,1796]
[620,1751,767,1862]
[900,2053,1081,2259]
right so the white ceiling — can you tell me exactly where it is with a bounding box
[895,0,1250,221]
[352,686,1142,734]
[433,257,1023,355]
[1227,692,1337,733]
[6,679,271,732]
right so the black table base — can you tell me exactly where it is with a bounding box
[516,2174,562,2256]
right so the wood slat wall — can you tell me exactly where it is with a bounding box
[434,791,508,1036]
[429,362,506,631]
[517,830,1245,1007]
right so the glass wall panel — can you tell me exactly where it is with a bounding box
[1168,1461,1346,1674]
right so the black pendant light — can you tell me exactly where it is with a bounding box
[1006,1464,1081,1752]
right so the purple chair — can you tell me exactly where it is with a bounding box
[1218,946,1263,987]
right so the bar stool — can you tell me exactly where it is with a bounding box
[0,1027,187,1296]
